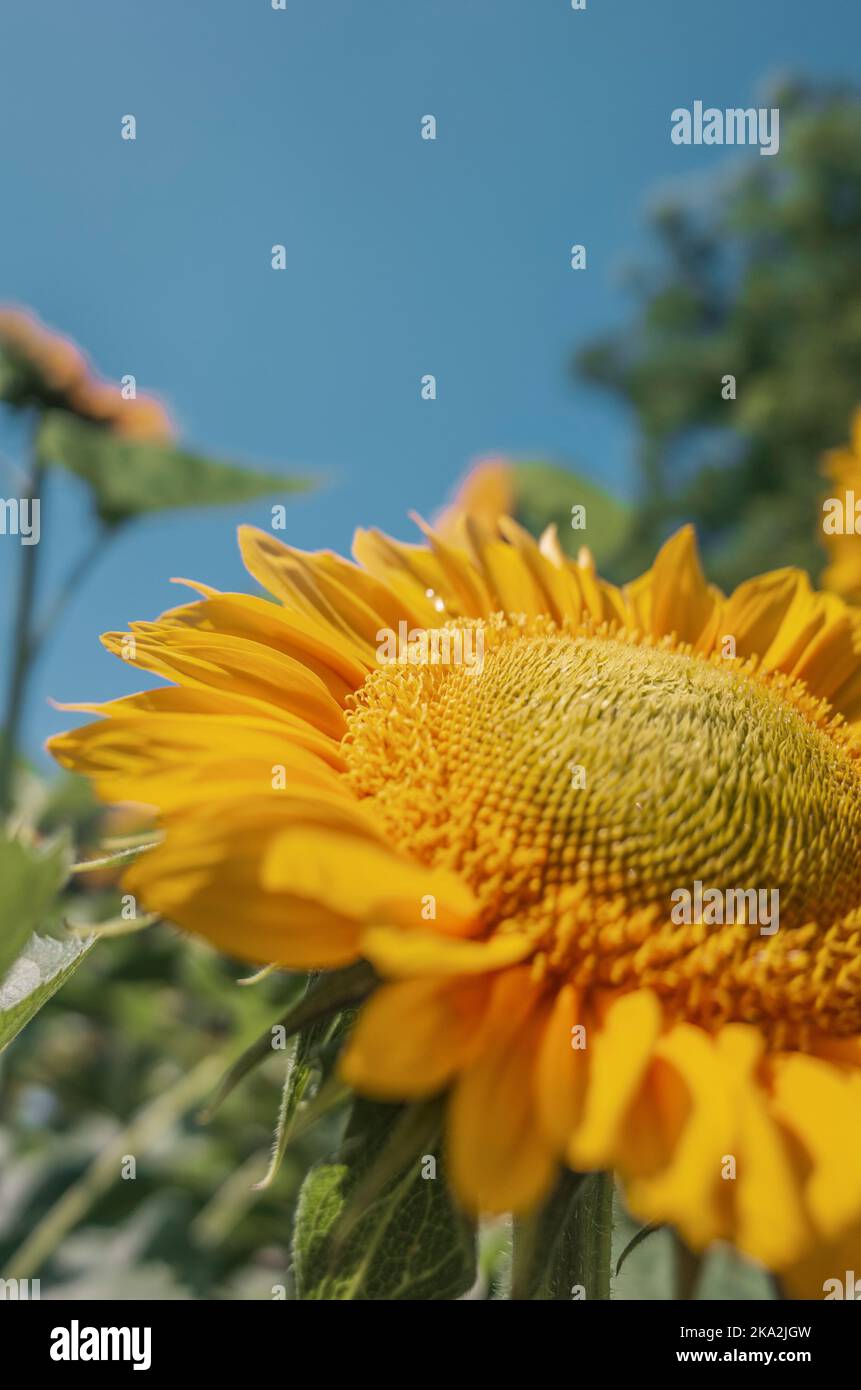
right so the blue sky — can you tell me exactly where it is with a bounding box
[1,0,859,761]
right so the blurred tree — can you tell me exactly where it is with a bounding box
[574,79,861,589]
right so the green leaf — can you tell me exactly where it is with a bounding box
[292,1098,476,1300]
[0,835,69,979]
[0,930,96,1053]
[36,410,312,524]
[512,460,632,572]
[334,1100,442,1241]
[200,963,375,1121]
[0,834,93,1052]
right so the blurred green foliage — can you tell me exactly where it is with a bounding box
[0,773,334,1300]
[574,79,861,589]
[0,312,317,1297]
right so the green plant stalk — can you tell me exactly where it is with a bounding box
[28,519,115,664]
[563,1170,614,1300]
[0,456,45,817]
[512,1169,614,1300]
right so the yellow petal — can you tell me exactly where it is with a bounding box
[158,589,368,698]
[262,827,479,933]
[567,989,662,1170]
[123,807,363,967]
[238,525,379,664]
[494,517,583,623]
[100,624,347,739]
[409,513,494,617]
[447,970,557,1213]
[722,568,806,659]
[351,528,456,623]
[770,1053,861,1241]
[462,522,545,618]
[716,1027,810,1269]
[624,1022,733,1250]
[434,458,516,539]
[632,525,722,648]
[534,983,588,1150]
[783,1215,861,1299]
[360,925,532,978]
[50,719,343,811]
[341,976,491,1099]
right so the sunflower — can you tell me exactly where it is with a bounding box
[49,511,861,1296]
[0,305,173,441]
[822,407,861,604]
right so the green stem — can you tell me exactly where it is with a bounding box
[0,456,45,817]
[28,521,114,665]
[512,1169,614,1300]
[0,468,115,819]
[567,1170,614,1300]
[674,1234,703,1299]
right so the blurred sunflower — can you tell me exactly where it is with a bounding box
[435,457,515,538]
[0,306,173,441]
[822,407,861,604]
[49,508,861,1296]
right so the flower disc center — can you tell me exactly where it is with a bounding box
[344,624,861,1034]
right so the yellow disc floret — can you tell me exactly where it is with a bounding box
[344,616,861,1042]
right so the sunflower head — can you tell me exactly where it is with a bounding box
[49,508,861,1294]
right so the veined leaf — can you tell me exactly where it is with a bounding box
[36,411,312,524]
[292,1098,476,1300]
